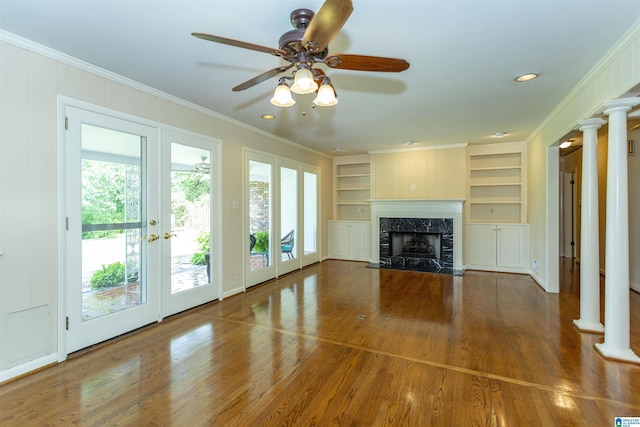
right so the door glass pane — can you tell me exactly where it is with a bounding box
[81,124,145,320]
[249,160,271,271]
[280,166,297,261]
[304,171,317,254]
[170,143,211,294]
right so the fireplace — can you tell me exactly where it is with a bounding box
[390,232,441,259]
[379,217,454,274]
[370,199,465,275]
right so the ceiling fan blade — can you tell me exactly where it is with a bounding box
[325,54,410,72]
[302,0,353,53]
[232,64,294,92]
[192,32,287,57]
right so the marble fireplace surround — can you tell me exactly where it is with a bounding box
[370,199,465,275]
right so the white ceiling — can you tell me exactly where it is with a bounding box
[1,0,640,156]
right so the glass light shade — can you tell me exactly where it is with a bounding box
[313,83,338,107]
[290,68,318,94]
[270,83,296,107]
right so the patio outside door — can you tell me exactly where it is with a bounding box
[65,107,160,354]
[161,132,219,317]
[246,153,274,287]
[277,161,299,275]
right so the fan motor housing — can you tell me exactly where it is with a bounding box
[290,9,314,28]
[279,9,328,59]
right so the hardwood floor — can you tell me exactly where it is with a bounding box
[1,259,639,426]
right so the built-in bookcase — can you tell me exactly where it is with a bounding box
[334,154,371,221]
[467,142,527,223]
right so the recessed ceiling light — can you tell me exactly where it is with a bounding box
[494,132,506,138]
[559,140,572,149]
[515,73,539,82]
[261,114,276,120]
[405,140,414,146]
[335,148,342,153]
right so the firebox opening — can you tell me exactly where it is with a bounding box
[389,232,442,260]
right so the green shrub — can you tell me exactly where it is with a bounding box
[90,262,126,290]
[253,230,269,252]
[191,231,210,265]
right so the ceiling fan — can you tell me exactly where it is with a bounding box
[192,0,409,107]
[194,156,210,174]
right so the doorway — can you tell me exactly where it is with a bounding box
[560,170,577,259]
[62,105,220,354]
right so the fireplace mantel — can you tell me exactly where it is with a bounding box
[370,199,465,274]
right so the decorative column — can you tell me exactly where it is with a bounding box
[595,98,640,364]
[573,118,606,333]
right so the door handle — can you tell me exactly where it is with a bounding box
[164,232,177,239]
[148,234,159,242]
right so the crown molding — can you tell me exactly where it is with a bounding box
[0,30,330,159]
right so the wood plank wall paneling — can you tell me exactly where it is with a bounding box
[371,147,466,199]
[0,38,334,376]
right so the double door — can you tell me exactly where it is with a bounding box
[467,223,530,273]
[63,106,219,354]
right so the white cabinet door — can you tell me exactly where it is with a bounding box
[468,224,497,267]
[496,225,524,268]
[329,221,351,259]
[329,220,370,261]
[348,221,370,261]
[467,223,530,273]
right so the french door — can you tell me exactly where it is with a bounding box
[161,131,219,317]
[277,159,299,276]
[245,149,320,287]
[65,107,161,353]
[64,106,219,354]
[301,165,320,267]
[246,152,275,287]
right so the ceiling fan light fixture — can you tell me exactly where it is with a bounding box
[271,81,296,107]
[291,67,318,94]
[313,80,338,107]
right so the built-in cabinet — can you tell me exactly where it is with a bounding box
[330,155,371,261]
[328,220,371,262]
[466,142,530,273]
[467,223,531,273]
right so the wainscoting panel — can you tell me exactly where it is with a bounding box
[6,305,51,368]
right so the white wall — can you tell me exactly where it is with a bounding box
[0,36,332,380]
[527,20,640,292]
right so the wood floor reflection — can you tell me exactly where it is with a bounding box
[1,259,639,426]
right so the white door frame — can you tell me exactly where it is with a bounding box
[57,97,223,360]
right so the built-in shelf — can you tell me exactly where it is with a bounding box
[336,173,370,178]
[469,166,522,171]
[470,182,522,187]
[334,155,371,221]
[467,142,527,224]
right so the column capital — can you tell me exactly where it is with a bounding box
[602,97,640,115]
[577,118,607,131]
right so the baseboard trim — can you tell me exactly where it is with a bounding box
[223,286,244,299]
[0,353,58,384]
[530,270,547,291]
